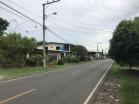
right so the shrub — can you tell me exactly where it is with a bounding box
[68,57,79,63]
[64,56,70,63]
[71,57,79,63]
[2,58,17,68]
[80,56,88,61]
[57,59,64,65]
[26,54,43,66]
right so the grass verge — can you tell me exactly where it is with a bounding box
[111,63,139,104]
[0,62,89,80]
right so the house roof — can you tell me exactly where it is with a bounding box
[37,41,73,46]
[47,42,73,45]
[37,41,47,46]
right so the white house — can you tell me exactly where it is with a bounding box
[37,42,73,61]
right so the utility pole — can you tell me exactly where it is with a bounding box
[97,42,102,59]
[42,0,60,67]
[43,4,46,67]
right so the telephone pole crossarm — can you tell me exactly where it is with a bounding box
[43,0,60,5]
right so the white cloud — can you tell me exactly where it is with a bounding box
[0,0,139,51]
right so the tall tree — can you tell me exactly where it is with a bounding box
[109,19,139,70]
[0,18,9,36]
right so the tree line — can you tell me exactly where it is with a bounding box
[109,17,139,70]
[0,17,88,68]
[0,18,37,68]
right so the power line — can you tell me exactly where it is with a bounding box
[47,24,96,47]
[0,6,27,20]
[0,1,42,26]
[47,21,92,42]
[0,6,40,33]
[0,0,99,48]
[3,0,50,28]
[4,0,41,18]
[0,1,114,32]
[47,28,73,44]
[48,17,115,31]
[47,27,93,48]
[48,19,113,33]
[0,3,72,44]
[50,16,115,28]
[0,0,78,46]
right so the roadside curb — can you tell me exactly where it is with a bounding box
[83,62,114,104]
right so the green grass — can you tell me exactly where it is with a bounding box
[0,62,90,80]
[111,63,139,104]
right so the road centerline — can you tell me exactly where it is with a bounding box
[0,89,36,104]
[71,71,81,76]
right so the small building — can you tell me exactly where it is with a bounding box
[88,51,96,61]
[36,42,73,61]
[88,51,104,60]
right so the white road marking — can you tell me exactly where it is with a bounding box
[0,89,36,104]
[83,62,113,104]
[71,71,81,76]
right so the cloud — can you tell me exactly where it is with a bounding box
[0,0,139,51]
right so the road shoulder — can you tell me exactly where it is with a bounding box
[94,68,120,104]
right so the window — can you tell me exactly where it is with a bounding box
[45,47,48,50]
[56,46,60,50]
[64,45,69,51]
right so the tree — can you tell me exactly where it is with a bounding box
[109,19,139,70]
[71,45,88,61]
[0,18,9,36]
[0,33,36,67]
[133,17,139,34]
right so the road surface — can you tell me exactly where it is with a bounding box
[0,59,113,104]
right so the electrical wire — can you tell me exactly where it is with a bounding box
[47,28,73,44]
[0,1,42,26]
[4,0,41,18]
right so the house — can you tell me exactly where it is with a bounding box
[36,42,73,61]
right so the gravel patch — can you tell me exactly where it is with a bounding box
[94,71,121,104]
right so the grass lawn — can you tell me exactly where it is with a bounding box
[111,63,139,104]
[0,62,89,80]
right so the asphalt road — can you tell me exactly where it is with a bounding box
[0,59,113,104]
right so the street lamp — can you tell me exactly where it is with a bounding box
[42,1,59,67]
[45,12,57,18]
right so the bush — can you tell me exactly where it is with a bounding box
[64,56,70,63]
[70,57,79,63]
[2,58,17,68]
[26,59,36,66]
[64,56,80,63]
[80,56,88,61]
[57,59,64,65]
[26,54,43,66]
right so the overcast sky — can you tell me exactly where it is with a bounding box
[0,0,139,51]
